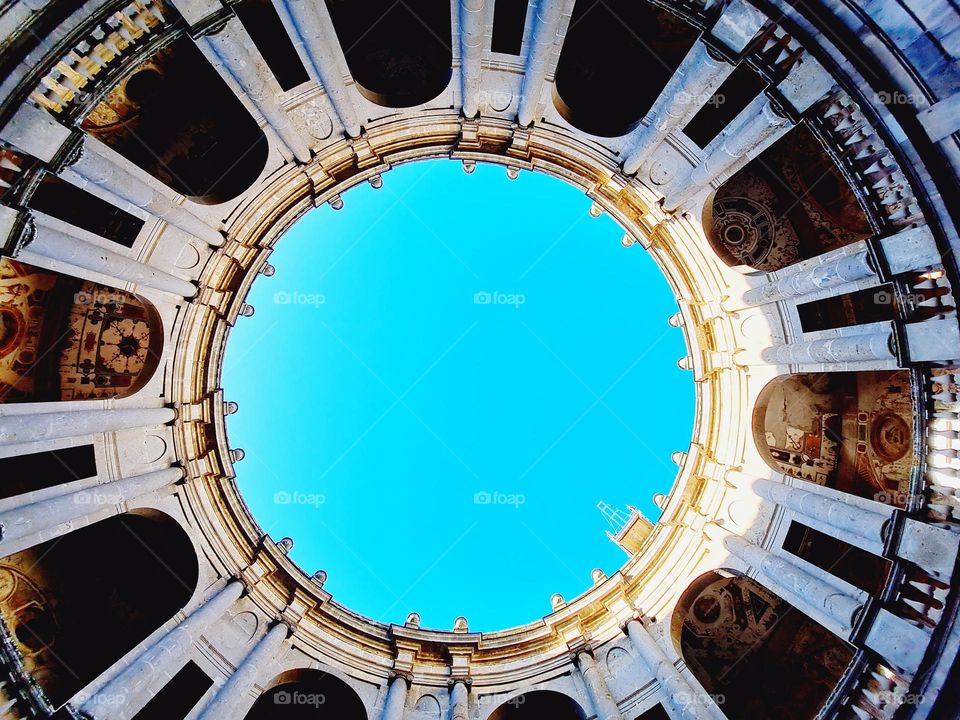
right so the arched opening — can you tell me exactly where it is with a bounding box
[325,0,452,108]
[0,258,164,403]
[752,371,915,507]
[673,570,854,720]
[487,690,587,719]
[244,668,367,719]
[80,36,268,205]
[705,124,871,271]
[0,510,199,708]
[553,0,699,137]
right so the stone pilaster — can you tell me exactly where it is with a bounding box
[196,16,312,163]
[381,672,411,720]
[64,139,223,246]
[759,330,895,366]
[27,216,197,297]
[0,466,184,553]
[449,678,469,720]
[518,0,568,127]
[80,581,245,720]
[281,0,362,137]
[623,618,719,720]
[196,621,290,720]
[575,648,623,720]
[0,407,176,449]
[460,0,487,119]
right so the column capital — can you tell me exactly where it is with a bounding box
[267,619,294,639]
[388,669,414,685]
[50,131,85,173]
[447,676,472,688]
[187,6,233,38]
[0,204,34,257]
[620,611,655,635]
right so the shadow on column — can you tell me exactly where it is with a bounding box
[0,509,199,708]
[672,570,853,720]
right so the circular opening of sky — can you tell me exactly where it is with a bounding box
[224,159,694,631]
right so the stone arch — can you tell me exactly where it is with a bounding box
[553,0,699,137]
[605,645,632,677]
[414,693,442,718]
[325,0,452,108]
[705,124,871,272]
[0,257,164,403]
[671,570,853,720]
[752,371,915,507]
[80,34,268,205]
[244,668,368,719]
[487,689,588,720]
[0,509,199,708]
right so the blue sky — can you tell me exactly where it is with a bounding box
[223,160,694,631]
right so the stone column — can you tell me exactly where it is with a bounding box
[623,619,718,720]
[81,580,245,720]
[662,95,789,209]
[281,0,362,137]
[710,525,863,634]
[0,407,175,448]
[708,524,930,673]
[0,466,183,551]
[518,0,567,127]
[575,649,623,720]
[197,621,289,720]
[622,0,771,174]
[449,679,468,720]
[460,0,487,118]
[65,140,223,246]
[759,330,895,366]
[28,219,197,297]
[662,57,835,210]
[730,472,891,551]
[381,673,410,720]
[738,249,874,307]
[622,42,733,175]
[197,17,312,163]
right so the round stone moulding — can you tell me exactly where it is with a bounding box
[0,1,957,719]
